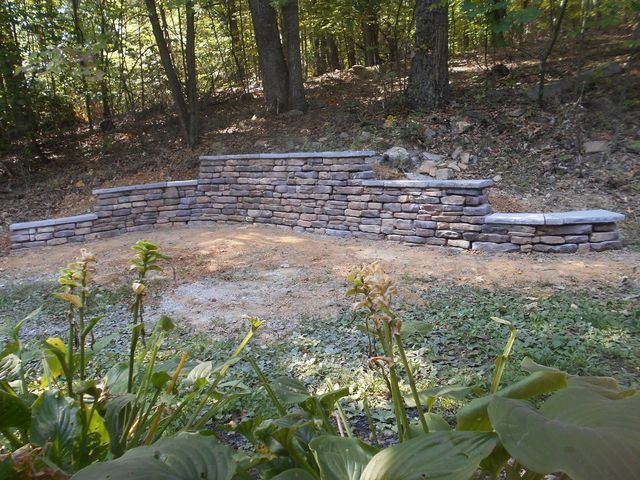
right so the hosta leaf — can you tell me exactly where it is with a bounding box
[71,432,237,480]
[187,361,213,383]
[456,370,567,431]
[0,390,30,430]
[489,388,640,480]
[271,469,317,480]
[309,436,377,480]
[102,363,129,394]
[29,390,80,466]
[272,377,310,405]
[360,431,497,480]
[0,354,21,381]
[105,394,136,456]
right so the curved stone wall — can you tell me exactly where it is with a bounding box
[9,151,625,253]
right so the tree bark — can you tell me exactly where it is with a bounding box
[405,0,449,109]
[248,0,289,112]
[361,4,380,66]
[225,0,246,87]
[324,34,341,71]
[281,0,306,110]
[185,0,199,146]
[538,0,568,106]
[143,0,195,145]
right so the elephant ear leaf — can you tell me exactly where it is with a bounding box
[360,431,497,480]
[71,432,236,480]
[309,435,377,480]
[489,388,640,480]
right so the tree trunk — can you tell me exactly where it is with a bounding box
[281,0,306,110]
[345,31,357,67]
[0,4,44,159]
[71,0,94,130]
[361,5,380,66]
[143,0,194,145]
[225,0,246,87]
[325,34,341,71]
[248,0,289,113]
[185,0,199,146]
[313,35,328,75]
[405,0,449,109]
[538,0,568,106]
[490,0,507,47]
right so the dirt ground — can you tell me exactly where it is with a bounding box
[1,224,638,334]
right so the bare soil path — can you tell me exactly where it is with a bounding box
[1,225,637,334]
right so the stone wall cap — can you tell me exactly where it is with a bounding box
[93,179,197,194]
[166,179,198,187]
[199,151,377,161]
[543,209,625,225]
[485,213,546,225]
[361,179,494,188]
[486,209,625,226]
[10,213,97,231]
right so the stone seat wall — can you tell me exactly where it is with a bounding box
[8,151,626,254]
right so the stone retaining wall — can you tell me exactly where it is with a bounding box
[8,151,626,253]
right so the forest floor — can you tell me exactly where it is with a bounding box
[0,30,639,256]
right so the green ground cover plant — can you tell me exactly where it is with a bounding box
[0,243,639,479]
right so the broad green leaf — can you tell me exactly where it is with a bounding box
[405,385,475,408]
[0,354,21,381]
[272,377,310,405]
[456,370,568,431]
[105,393,136,456]
[360,431,497,480]
[425,413,451,431]
[29,390,80,466]
[42,337,67,386]
[271,469,317,480]
[103,363,129,394]
[489,388,640,480]
[187,361,213,383]
[0,390,30,430]
[309,435,377,480]
[72,432,237,480]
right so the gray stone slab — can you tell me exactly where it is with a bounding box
[543,210,625,225]
[485,213,546,225]
[200,151,377,161]
[93,182,169,195]
[10,213,97,231]
[167,180,199,188]
[361,179,494,189]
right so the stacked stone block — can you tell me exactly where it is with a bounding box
[478,211,626,253]
[92,180,199,238]
[10,214,97,250]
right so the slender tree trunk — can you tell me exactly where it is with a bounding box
[361,4,380,66]
[248,0,289,112]
[71,0,94,131]
[490,0,507,47]
[281,0,305,110]
[98,0,115,131]
[143,0,194,145]
[538,0,569,106]
[345,29,357,67]
[185,0,198,146]
[0,5,45,159]
[324,34,341,71]
[225,0,246,87]
[406,0,449,109]
[313,35,328,75]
